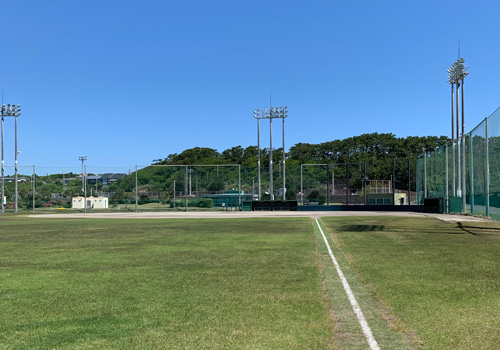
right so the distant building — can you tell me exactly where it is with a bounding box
[4,176,28,183]
[101,173,126,185]
[366,180,407,205]
[84,173,127,185]
[72,196,108,209]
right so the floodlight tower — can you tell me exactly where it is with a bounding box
[447,57,468,211]
[253,109,262,200]
[253,106,288,200]
[1,104,21,213]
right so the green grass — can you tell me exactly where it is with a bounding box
[0,217,332,349]
[321,216,500,350]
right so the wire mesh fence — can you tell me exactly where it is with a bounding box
[1,159,417,212]
[417,106,500,219]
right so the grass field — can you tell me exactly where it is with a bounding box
[1,215,499,349]
[0,217,332,349]
[321,216,500,350]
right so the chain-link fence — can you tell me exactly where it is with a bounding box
[417,106,500,219]
[1,157,417,212]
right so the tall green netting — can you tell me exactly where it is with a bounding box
[427,146,447,198]
[486,107,500,218]
[416,154,425,204]
[470,120,487,215]
[418,106,500,218]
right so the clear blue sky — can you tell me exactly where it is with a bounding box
[2,0,499,171]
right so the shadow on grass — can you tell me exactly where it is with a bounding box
[455,222,479,236]
[339,225,385,232]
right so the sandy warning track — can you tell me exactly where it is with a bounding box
[28,211,491,222]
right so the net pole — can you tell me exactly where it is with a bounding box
[282,116,285,200]
[408,158,411,205]
[451,83,455,196]
[392,160,396,205]
[326,165,330,206]
[416,156,419,205]
[300,164,303,206]
[346,163,349,206]
[424,152,427,199]
[364,162,367,205]
[238,165,241,210]
[257,118,261,200]
[461,78,466,212]
[185,165,188,212]
[445,145,449,211]
[456,81,461,200]
[32,165,36,212]
[469,131,474,214]
[135,165,138,212]
[269,112,273,200]
[485,117,489,217]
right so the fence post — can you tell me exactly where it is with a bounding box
[300,164,303,206]
[32,165,36,212]
[416,156,420,205]
[135,165,138,212]
[346,163,349,206]
[485,118,489,217]
[238,165,241,210]
[185,165,188,212]
[326,165,329,206]
[424,153,427,199]
[364,162,367,205]
[445,145,449,207]
[393,159,396,205]
[469,132,474,214]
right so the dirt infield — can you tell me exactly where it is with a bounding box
[28,211,492,222]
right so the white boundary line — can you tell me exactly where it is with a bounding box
[315,218,380,350]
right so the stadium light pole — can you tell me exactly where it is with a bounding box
[447,57,468,211]
[1,107,4,213]
[269,107,274,200]
[254,106,288,201]
[14,107,21,213]
[253,110,262,200]
[1,104,21,213]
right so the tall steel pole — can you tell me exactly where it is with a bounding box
[456,81,461,198]
[451,83,456,196]
[408,159,411,205]
[461,78,466,212]
[300,164,303,205]
[79,156,87,212]
[238,165,241,209]
[185,165,188,212]
[257,116,261,200]
[485,117,490,217]
[282,115,286,200]
[1,115,4,213]
[326,165,330,205]
[269,108,274,200]
[14,114,18,212]
[32,165,35,211]
[84,165,87,213]
[135,165,138,212]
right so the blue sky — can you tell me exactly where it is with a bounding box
[1,0,500,170]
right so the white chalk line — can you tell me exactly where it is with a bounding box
[315,218,380,350]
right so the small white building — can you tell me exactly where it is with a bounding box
[72,197,108,209]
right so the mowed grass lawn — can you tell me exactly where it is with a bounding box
[321,216,500,350]
[0,217,332,350]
